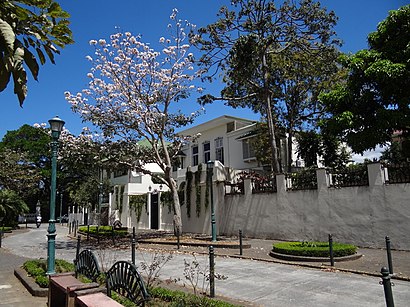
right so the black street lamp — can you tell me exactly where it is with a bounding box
[207,160,216,242]
[47,116,65,274]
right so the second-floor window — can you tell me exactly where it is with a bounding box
[192,145,199,166]
[242,139,255,160]
[203,141,211,163]
[215,137,224,164]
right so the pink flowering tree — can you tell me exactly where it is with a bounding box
[65,10,202,233]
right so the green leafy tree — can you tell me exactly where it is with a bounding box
[0,0,73,105]
[0,189,29,227]
[320,5,410,154]
[194,0,340,173]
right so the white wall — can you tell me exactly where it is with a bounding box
[220,164,410,250]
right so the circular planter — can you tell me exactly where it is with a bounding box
[270,241,361,262]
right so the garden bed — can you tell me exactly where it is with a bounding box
[270,241,361,262]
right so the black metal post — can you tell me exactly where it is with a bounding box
[132,237,136,265]
[76,235,81,261]
[111,225,115,245]
[381,267,395,307]
[209,245,215,298]
[239,229,243,256]
[177,228,180,250]
[68,221,71,234]
[87,224,90,241]
[385,236,394,275]
[329,234,334,266]
[73,221,77,237]
[133,226,136,239]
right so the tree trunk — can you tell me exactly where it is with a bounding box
[262,53,281,174]
[166,169,182,234]
[287,129,293,173]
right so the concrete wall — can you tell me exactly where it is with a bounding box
[219,163,410,250]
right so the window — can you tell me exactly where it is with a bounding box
[203,141,210,163]
[242,139,255,160]
[192,145,199,166]
[215,137,224,164]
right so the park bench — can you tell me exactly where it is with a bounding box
[75,249,101,282]
[106,261,150,306]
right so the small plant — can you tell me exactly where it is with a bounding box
[138,250,174,288]
[181,253,228,296]
[23,259,75,288]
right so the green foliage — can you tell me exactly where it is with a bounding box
[149,287,240,307]
[194,164,202,217]
[160,191,173,214]
[185,170,193,218]
[287,168,317,190]
[321,5,410,153]
[195,0,340,172]
[23,258,75,288]
[0,189,29,226]
[272,241,357,258]
[381,140,410,164]
[129,194,147,222]
[0,0,74,105]
[78,225,128,237]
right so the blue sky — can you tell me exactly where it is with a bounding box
[0,0,406,145]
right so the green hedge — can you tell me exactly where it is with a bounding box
[78,225,128,237]
[272,241,357,257]
[23,259,75,288]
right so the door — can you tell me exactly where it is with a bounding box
[150,194,159,230]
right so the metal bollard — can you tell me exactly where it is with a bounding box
[87,224,90,241]
[133,226,136,240]
[68,221,71,234]
[132,237,136,265]
[329,234,334,266]
[385,236,394,275]
[76,235,81,261]
[177,228,180,250]
[239,229,243,256]
[111,225,115,245]
[380,267,395,307]
[73,222,77,237]
[209,245,215,298]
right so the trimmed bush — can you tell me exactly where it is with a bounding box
[78,225,128,237]
[23,259,75,288]
[272,241,357,257]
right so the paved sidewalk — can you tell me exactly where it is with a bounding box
[1,225,409,306]
[0,227,47,307]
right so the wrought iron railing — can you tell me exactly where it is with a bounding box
[286,168,317,191]
[384,162,410,184]
[328,165,369,187]
[224,181,244,195]
[252,176,277,193]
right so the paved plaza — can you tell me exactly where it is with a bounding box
[1,224,410,306]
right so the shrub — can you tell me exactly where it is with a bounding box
[272,241,357,257]
[78,225,128,237]
[23,259,75,288]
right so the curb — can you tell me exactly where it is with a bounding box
[138,239,251,249]
[14,267,48,297]
[269,251,363,262]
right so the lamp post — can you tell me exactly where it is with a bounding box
[47,116,65,274]
[207,160,216,242]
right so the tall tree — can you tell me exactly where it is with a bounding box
[320,5,410,154]
[0,189,29,227]
[65,10,202,233]
[0,0,73,106]
[194,0,340,173]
